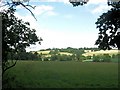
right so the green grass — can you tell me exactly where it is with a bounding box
[4,61,118,88]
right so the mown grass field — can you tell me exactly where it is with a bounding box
[4,61,118,88]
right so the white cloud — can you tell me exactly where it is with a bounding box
[39,0,69,3]
[15,4,58,17]
[25,5,58,16]
[91,4,112,14]
[88,0,107,5]
[14,3,98,51]
[3,1,98,51]
[86,0,112,14]
[26,28,98,51]
[28,0,70,4]
[15,12,97,51]
[15,11,98,52]
[33,5,54,15]
[29,0,109,5]
[0,1,57,16]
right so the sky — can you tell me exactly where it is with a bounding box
[1,0,113,51]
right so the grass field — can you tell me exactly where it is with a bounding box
[4,61,118,88]
[33,50,73,56]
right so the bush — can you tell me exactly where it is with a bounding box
[102,54,111,62]
[93,55,101,62]
[93,54,111,62]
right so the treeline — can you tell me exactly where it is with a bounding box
[43,53,119,62]
[92,54,119,62]
[7,47,86,61]
[7,51,41,60]
[7,47,119,63]
[40,47,100,52]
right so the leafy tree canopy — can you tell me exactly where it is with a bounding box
[69,0,120,50]
[69,0,89,7]
[95,8,120,50]
[1,7,42,74]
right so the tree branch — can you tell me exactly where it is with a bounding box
[2,60,17,76]
[19,2,37,21]
[0,1,37,21]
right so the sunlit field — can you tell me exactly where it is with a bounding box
[4,61,118,88]
[82,50,119,57]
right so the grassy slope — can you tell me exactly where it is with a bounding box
[35,50,119,57]
[5,61,118,88]
[34,50,72,56]
[37,51,50,55]
[82,50,120,56]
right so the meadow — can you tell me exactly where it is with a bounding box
[82,50,120,57]
[4,61,118,88]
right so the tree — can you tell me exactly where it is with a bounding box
[95,8,120,50]
[93,54,111,62]
[73,49,84,61]
[49,49,59,55]
[111,54,120,63]
[69,0,89,7]
[1,0,36,20]
[102,54,111,62]
[50,55,58,61]
[69,0,120,50]
[1,7,42,75]
[93,55,101,62]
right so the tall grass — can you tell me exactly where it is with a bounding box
[3,61,118,88]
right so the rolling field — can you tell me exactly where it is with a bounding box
[4,61,118,88]
[82,50,120,56]
[33,50,73,56]
[33,50,119,58]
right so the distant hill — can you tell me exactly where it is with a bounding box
[82,50,119,57]
[31,48,119,58]
[32,50,73,58]
[29,48,119,62]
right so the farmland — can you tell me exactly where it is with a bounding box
[32,49,119,58]
[3,61,118,88]
[7,47,120,62]
[4,48,119,88]
[36,49,120,57]
[33,50,73,56]
[82,50,120,57]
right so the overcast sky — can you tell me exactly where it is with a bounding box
[1,0,112,51]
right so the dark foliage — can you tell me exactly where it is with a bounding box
[69,0,88,7]
[69,0,120,50]
[93,54,111,62]
[95,8,120,50]
[7,51,40,60]
[2,0,37,20]
[1,7,42,75]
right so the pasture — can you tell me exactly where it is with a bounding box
[82,50,120,57]
[33,50,73,56]
[32,50,73,58]
[3,61,118,88]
